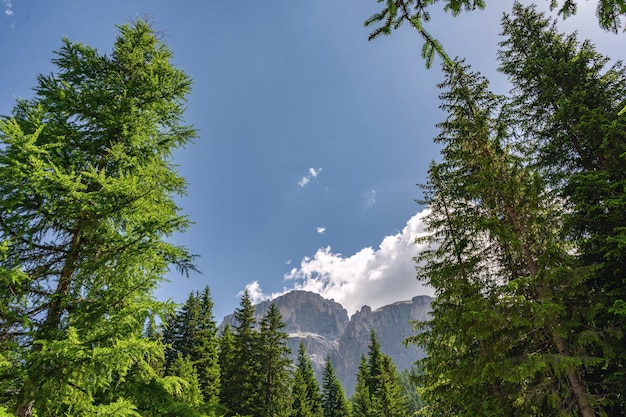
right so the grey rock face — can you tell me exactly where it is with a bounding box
[219,291,433,396]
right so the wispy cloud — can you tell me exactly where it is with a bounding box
[298,167,323,187]
[316,226,326,234]
[364,189,376,208]
[2,0,13,16]
[243,209,434,314]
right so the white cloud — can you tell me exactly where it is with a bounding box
[298,167,323,187]
[3,0,13,16]
[316,226,326,234]
[243,208,434,315]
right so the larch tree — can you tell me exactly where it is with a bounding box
[0,19,198,416]
[364,0,626,70]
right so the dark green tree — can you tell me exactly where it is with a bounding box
[220,290,261,416]
[321,355,351,417]
[291,342,323,417]
[404,5,624,406]
[163,286,221,405]
[351,355,372,417]
[353,331,408,417]
[0,19,197,416]
[217,323,237,413]
[498,6,626,413]
[258,303,293,417]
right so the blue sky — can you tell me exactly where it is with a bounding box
[1,1,621,321]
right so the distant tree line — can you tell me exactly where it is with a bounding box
[157,287,416,417]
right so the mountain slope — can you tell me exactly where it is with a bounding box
[220,290,433,395]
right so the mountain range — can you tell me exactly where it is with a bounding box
[220,290,433,395]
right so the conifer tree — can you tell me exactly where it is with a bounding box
[354,331,408,417]
[498,5,626,413]
[217,324,237,413]
[321,355,351,417]
[164,286,221,405]
[258,303,293,417]
[408,5,624,410]
[291,342,323,417]
[351,355,371,417]
[0,19,197,416]
[169,354,204,408]
[220,290,261,416]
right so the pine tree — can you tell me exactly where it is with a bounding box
[321,355,351,417]
[258,303,293,417]
[0,19,197,416]
[291,342,323,417]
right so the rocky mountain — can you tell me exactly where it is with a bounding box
[219,290,433,395]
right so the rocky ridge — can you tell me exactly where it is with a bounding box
[219,290,433,395]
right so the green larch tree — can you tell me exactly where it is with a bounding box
[0,19,197,416]
[321,355,351,417]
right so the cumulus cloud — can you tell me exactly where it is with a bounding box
[298,167,323,187]
[243,208,434,315]
[316,226,326,234]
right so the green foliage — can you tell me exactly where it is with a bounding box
[408,4,626,416]
[258,304,293,417]
[351,332,409,417]
[220,290,263,416]
[291,342,323,417]
[164,286,221,405]
[365,0,626,69]
[322,356,352,417]
[0,19,198,416]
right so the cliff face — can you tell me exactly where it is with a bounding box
[334,296,432,394]
[219,290,433,396]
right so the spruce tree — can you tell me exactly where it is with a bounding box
[291,342,323,417]
[408,6,623,410]
[351,355,371,417]
[163,286,221,406]
[221,290,261,416]
[0,19,197,416]
[321,355,351,417]
[258,303,293,417]
[498,5,626,413]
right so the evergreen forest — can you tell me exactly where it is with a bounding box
[1,1,625,416]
